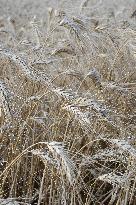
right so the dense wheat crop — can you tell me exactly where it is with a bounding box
[0,0,136,204]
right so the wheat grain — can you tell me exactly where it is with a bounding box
[98,172,127,187]
[32,142,76,185]
[0,47,49,84]
[0,199,19,205]
[47,141,77,185]
[109,139,136,158]
[86,68,102,89]
[1,1,136,204]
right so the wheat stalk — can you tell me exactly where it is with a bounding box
[0,80,13,123]
[102,81,130,95]
[51,46,76,56]
[86,68,102,89]
[0,46,49,85]
[109,139,136,158]
[59,15,83,40]
[91,148,128,163]
[1,1,136,204]
[63,104,91,125]
[0,198,30,205]
[32,142,77,185]
[80,0,90,13]
[30,16,42,49]
[98,172,127,187]
[47,142,77,185]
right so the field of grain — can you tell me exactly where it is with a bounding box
[0,0,136,204]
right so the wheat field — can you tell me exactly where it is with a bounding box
[0,0,136,204]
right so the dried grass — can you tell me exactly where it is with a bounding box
[0,0,136,204]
